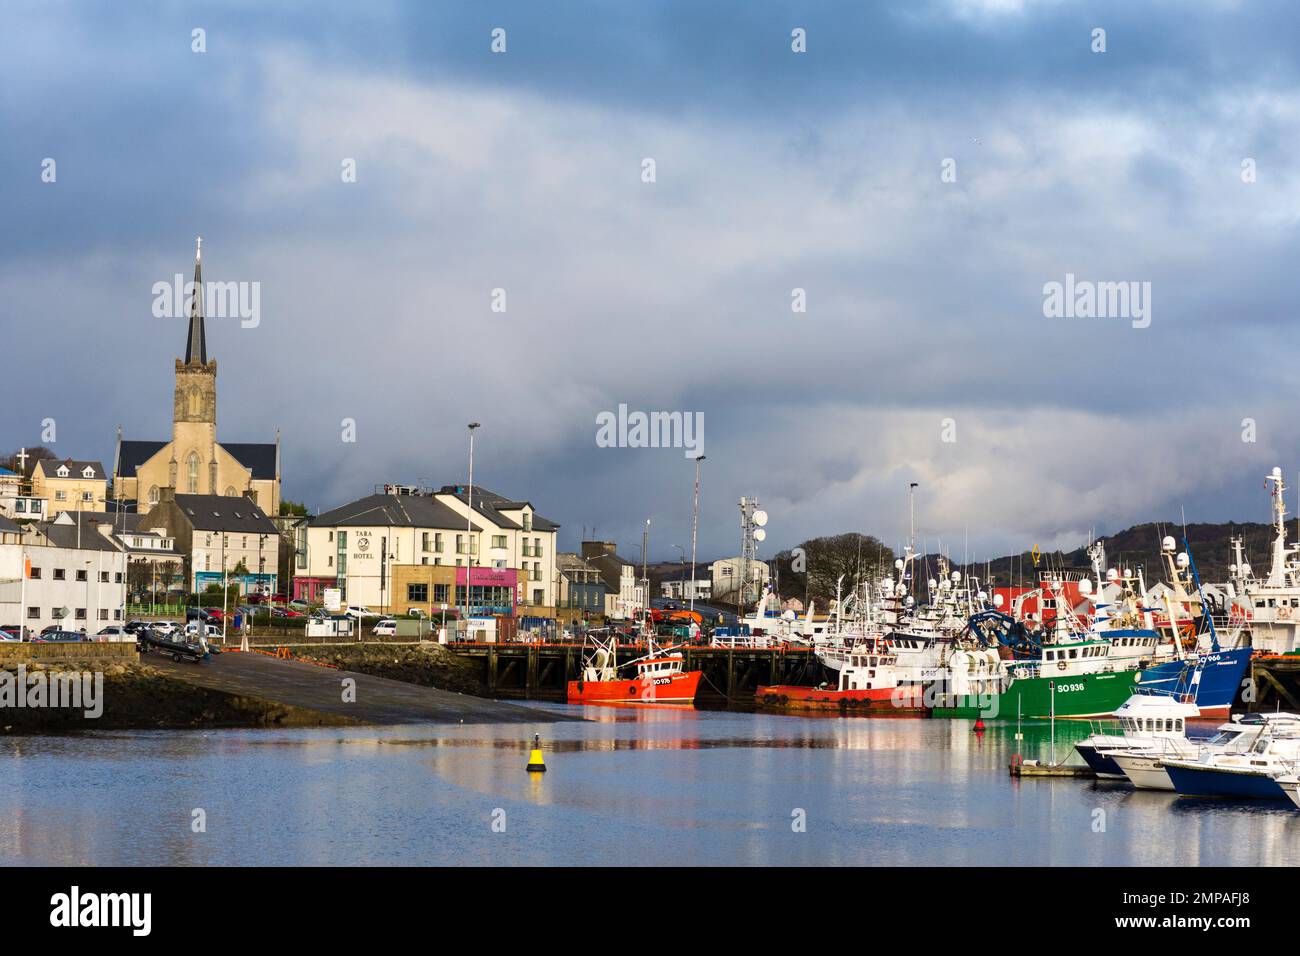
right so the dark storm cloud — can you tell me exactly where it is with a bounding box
[3,0,1300,562]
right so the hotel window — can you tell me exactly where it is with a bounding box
[492,535,507,549]
[75,608,86,620]
[533,537,542,557]
[408,584,428,602]
[114,572,123,583]
[53,568,65,580]
[30,567,41,579]
[14,500,24,513]
[422,532,430,552]
[434,533,443,553]
[99,571,109,583]
[523,514,531,532]
[55,491,66,501]
[434,584,450,604]
[26,607,38,619]
[76,569,87,582]
[99,609,109,620]
[82,491,93,502]
[533,589,543,605]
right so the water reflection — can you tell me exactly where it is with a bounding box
[0,709,1296,866]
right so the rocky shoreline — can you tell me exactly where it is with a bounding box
[0,659,359,733]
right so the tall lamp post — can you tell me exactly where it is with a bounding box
[463,422,480,638]
[689,455,705,619]
[641,518,650,631]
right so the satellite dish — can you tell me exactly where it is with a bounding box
[976,591,987,602]
[1161,536,1176,552]
[928,579,938,590]
[894,559,905,570]
[1107,568,1118,582]
[753,528,766,542]
[951,571,961,583]
[54,607,69,620]
[1176,554,1189,569]
[1078,579,1093,595]
[753,510,768,527]
[1273,466,1283,479]
[993,594,1004,607]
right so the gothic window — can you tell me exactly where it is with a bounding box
[148,486,160,505]
[225,486,237,497]
[186,452,200,493]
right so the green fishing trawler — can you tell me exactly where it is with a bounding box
[932,575,1146,720]
[931,655,1141,719]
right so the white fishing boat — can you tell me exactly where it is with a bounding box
[1231,467,1300,655]
[1073,692,1201,779]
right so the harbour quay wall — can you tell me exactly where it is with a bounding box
[0,643,138,662]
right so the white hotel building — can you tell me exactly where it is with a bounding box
[299,484,560,613]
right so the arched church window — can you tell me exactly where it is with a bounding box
[148,486,160,505]
[225,486,237,497]
[186,452,200,493]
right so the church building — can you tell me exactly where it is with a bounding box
[112,239,281,515]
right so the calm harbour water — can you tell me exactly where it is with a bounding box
[2,707,1298,866]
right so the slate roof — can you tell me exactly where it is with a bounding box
[222,443,277,480]
[173,494,277,533]
[39,458,107,481]
[312,493,480,531]
[117,440,276,480]
[117,440,167,476]
[0,514,20,534]
[438,485,560,532]
[34,519,124,553]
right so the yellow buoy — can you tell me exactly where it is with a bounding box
[526,733,546,773]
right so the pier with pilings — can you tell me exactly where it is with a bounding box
[449,643,826,705]
[1249,656,1300,712]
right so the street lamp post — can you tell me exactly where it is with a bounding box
[689,455,705,618]
[464,422,480,639]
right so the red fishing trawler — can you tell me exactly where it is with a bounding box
[567,632,703,705]
[756,636,927,716]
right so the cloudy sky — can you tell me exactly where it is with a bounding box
[3,0,1299,562]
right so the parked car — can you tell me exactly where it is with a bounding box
[205,608,227,623]
[0,625,22,642]
[185,607,211,622]
[152,621,182,636]
[372,618,397,637]
[94,626,131,642]
[184,622,222,639]
[123,621,151,635]
[31,631,87,643]
[289,599,311,612]
[345,606,381,620]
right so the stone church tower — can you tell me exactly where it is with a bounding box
[172,237,219,495]
[113,237,281,514]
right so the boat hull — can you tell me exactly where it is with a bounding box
[1164,763,1289,800]
[1074,744,1126,778]
[567,671,702,704]
[932,670,1140,720]
[1135,647,1252,719]
[1112,752,1176,791]
[755,684,927,716]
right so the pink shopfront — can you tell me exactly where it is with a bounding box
[458,567,518,616]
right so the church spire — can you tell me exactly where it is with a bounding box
[184,235,207,365]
